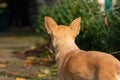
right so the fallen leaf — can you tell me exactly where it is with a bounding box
[0,64,6,68]
[16,78,26,80]
[37,74,47,78]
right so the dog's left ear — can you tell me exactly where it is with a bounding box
[44,16,58,35]
[69,17,81,37]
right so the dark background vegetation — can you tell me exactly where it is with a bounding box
[36,0,120,59]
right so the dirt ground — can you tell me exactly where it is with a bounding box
[0,32,57,80]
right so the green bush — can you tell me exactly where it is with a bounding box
[36,0,120,57]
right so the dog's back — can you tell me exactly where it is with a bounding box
[59,50,120,80]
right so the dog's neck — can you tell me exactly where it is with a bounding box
[53,38,79,61]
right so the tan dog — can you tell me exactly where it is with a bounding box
[44,16,120,80]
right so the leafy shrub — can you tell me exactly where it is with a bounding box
[36,0,120,57]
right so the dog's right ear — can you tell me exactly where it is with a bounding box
[44,16,58,35]
[69,17,81,37]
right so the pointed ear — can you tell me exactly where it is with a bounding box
[44,16,58,35]
[69,17,81,37]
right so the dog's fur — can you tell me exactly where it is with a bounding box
[44,16,120,80]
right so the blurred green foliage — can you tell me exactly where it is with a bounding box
[36,0,120,57]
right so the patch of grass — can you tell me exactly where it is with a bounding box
[0,64,58,80]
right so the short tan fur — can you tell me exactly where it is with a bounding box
[44,16,120,80]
